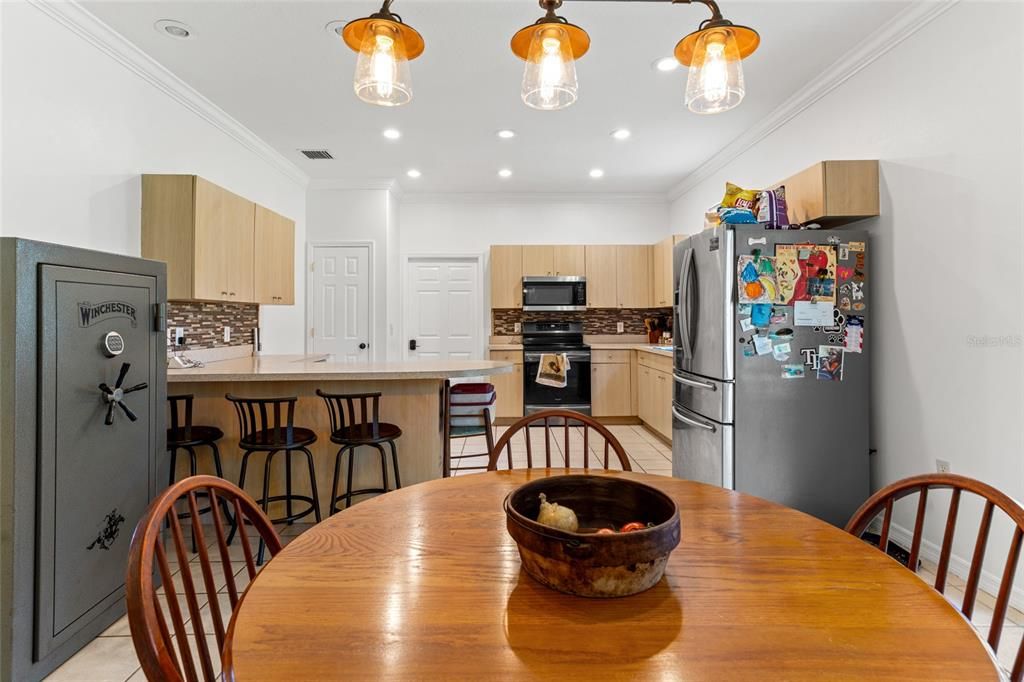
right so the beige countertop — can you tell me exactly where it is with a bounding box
[168,355,514,383]
[487,343,673,358]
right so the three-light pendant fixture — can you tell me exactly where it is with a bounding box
[340,0,759,114]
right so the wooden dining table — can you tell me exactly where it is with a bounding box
[223,470,999,681]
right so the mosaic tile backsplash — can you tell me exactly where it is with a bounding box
[167,301,259,353]
[492,308,673,336]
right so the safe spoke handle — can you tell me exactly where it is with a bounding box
[98,362,147,426]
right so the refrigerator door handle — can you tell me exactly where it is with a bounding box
[673,373,716,391]
[672,405,716,432]
[677,247,695,361]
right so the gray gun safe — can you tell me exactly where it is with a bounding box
[0,238,167,681]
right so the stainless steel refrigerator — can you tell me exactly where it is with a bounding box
[671,225,870,527]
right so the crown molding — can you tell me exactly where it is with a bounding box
[666,0,960,201]
[28,0,309,188]
[399,191,669,205]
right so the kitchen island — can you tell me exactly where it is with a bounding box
[169,355,513,515]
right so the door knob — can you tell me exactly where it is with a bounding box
[408,339,417,351]
[359,342,367,350]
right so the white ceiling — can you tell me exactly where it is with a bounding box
[83,0,910,194]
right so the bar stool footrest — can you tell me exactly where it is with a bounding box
[253,494,319,525]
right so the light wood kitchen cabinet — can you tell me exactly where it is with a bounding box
[591,359,631,417]
[638,352,673,440]
[553,246,585,276]
[143,174,297,304]
[616,245,652,308]
[652,235,687,308]
[488,350,523,419]
[775,160,879,227]
[651,236,673,308]
[522,246,555,277]
[254,205,296,305]
[585,245,618,308]
[490,246,523,308]
[521,245,586,277]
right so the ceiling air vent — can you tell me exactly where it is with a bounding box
[299,149,333,160]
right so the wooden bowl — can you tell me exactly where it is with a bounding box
[504,475,681,598]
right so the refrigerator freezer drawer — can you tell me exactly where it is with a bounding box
[673,371,734,424]
[671,403,734,489]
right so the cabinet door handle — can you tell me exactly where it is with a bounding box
[221,291,228,295]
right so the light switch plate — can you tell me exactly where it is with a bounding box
[223,326,231,342]
[616,322,624,334]
[514,322,521,333]
[174,327,185,347]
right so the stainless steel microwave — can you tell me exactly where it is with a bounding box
[522,276,587,311]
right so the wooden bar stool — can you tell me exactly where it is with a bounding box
[316,390,402,514]
[167,394,230,549]
[225,394,322,563]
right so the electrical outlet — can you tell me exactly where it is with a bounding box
[223,326,231,342]
[616,322,625,334]
[936,459,952,474]
[175,327,185,347]
[513,322,521,333]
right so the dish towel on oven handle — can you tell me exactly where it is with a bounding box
[536,353,570,388]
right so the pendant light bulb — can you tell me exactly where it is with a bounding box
[522,25,578,110]
[684,27,745,114]
[354,20,412,106]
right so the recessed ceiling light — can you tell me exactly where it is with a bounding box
[154,20,193,40]
[406,169,422,179]
[589,168,605,179]
[653,56,679,72]
[382,128,402,140]
[611,128,631,141]
[498,169,513,179]
[324,20,346,37]
[497,129,516,139]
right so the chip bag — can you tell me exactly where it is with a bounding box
[721,182,760,211]
[756,185,790,229]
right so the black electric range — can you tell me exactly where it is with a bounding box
[521,321,591,416]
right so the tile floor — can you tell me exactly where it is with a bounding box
[45,426,1016,680]
[449,424,674,477]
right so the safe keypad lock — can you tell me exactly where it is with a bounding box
[98,362,147,426]
[102,331,125,357]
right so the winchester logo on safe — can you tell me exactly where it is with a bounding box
[78,301,137,327]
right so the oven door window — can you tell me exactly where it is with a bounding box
[523,357,591,407]
[523,283,575,307]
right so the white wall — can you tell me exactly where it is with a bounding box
[305,188,394,361]
[0,2,308,354]
[401,197,671,255]
[400,196,671,342]
[669,2,1024,590]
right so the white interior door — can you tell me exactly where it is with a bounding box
[310,245,371,362]
[405,257,481,360]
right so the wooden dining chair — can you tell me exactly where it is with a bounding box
[487,409,632,471]
[845,473,1024,681]
[126,475,283,682]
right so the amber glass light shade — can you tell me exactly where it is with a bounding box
[353,20,412,107]
[684,27,745,115]
[521,24,578,111]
